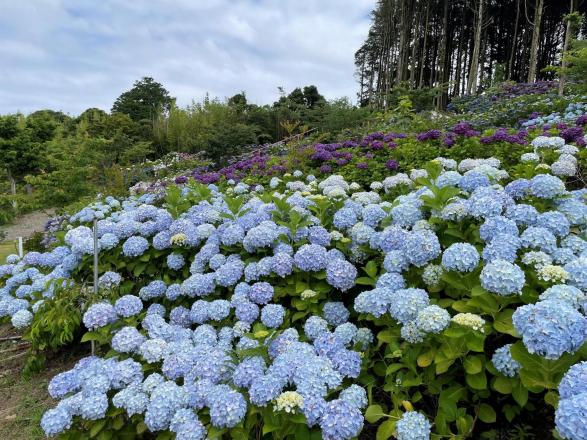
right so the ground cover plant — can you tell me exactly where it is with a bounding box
[1,123,587,438]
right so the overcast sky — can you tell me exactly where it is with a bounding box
[0,0,374,115]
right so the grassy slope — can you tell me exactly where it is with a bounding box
[0,242,17,264]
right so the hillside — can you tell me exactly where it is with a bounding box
[1,80,587,440]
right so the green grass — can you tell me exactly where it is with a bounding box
[0,373,49,440]
[0,241,18,264]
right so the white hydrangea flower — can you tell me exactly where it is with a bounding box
[452,313,485,332]
[274,391,303,413]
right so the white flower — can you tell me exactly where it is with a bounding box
[274,391,303,413]
[452,313,485,332]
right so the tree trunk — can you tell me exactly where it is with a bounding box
[558,0,575,95]
[437,0,450,109]
[507,0,521,80]
[527,0,544,82]
[7,170,17,210]
[418,1,430,89]
[467,0,484,94]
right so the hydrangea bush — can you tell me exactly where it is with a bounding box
[2,134,587,439]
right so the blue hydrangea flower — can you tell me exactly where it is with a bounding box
[294,244,328,272]
[529,174,566,199]
[388,288,430,324]
[112,326,146,353]
[181,273,216,297]
[480,260,525,296]
[122,236,149,257]
[506,204,538,226]
[391,203,423,228]
[537,211,571,237]
[41,406,72,436]
[235,300,260,324]
[555,393,587,440]
[376,272,406,290]
[459,171,489,192]
[513,300,587,359]
[97,271,122,289]
[565,258,587,290]
[319,399,363,440]
[114,295,143,317]
[232,356,266,389]
[261,304,285,328]
[339,385,367,410]
[83,303,117,330]
[416,305,450,334]
[323,302,349,326]
[11,309,33,328]
[167,253,185,270]
[326,259,357,292]
[308,226,332,246]
[404,230,441,267]
[207,300,232,321]
[248,282,274,305]
[520,226,557,252]
[401,321,425,343]
[559,361,587,399]
[480,216,518,242]
[139,280,167,300]
[80,393,109,420]
[206,385,247,428]
[333,208,358,230]
[539,285,586,310]
[354,288,394,318]
[304,316,330,341]
[491,344,520,377]
[396,411,431,440]
[441,243,480,272]
[272,253,294,278]
[383,250,410,273]
[333,323,358,345]
[215,260,244,287]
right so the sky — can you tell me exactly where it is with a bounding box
[0,0,374,115]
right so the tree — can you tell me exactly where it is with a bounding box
[467,0,484,94]
[527,0,545,82]
[111,77,173,122]
[0,115,45,203]
[558,4,583,95]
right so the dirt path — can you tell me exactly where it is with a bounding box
[2,209,56,241]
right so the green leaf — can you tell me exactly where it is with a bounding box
[89,420,106,438]
[493,309,518,336]
[376,420,395,440]
[364,260,379,278]
[544,390,559,408]
[466,372,487,390]
[511,342,574,393]
[478,403,497,423]
[512,380,528,407]
[438,386,466,422]
[365,404,387,423]
[80,331,102,343]
[463,356,483,375]
[136,422,147,435]
[356,277,376,286]
[493,376,513,394]
[470,285,487,297]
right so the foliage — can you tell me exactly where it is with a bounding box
[111,77,173,122]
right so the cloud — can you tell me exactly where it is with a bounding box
[0,0,374,115]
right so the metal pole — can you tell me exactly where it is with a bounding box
[17,237,23,258]
[92,218,99,355]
